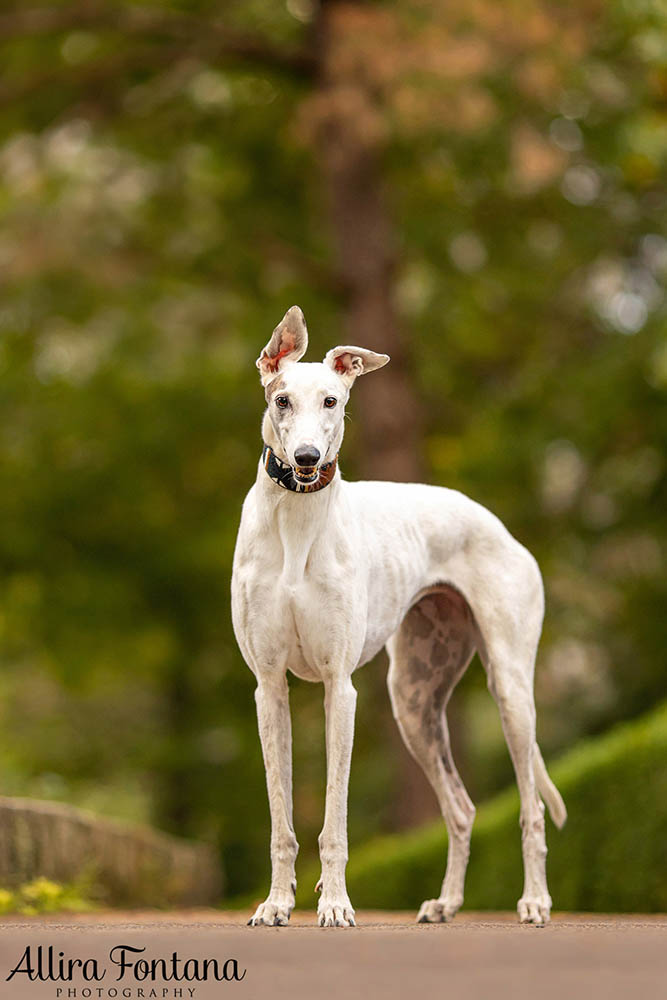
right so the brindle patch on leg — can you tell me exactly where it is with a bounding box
[408,655,433,684]
[387,585,477,924]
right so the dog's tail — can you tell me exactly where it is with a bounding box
[534,743,567,829]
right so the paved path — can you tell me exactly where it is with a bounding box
[0,911,664,1000]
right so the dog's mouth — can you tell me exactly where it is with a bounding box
[293,465,320,484]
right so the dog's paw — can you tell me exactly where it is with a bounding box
[248,897,293,927]
[317,897,356,927]
[517,895,551,926]
[416,897,461,923]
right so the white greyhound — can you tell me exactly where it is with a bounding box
[231,305,566,929]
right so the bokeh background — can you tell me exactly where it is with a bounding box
[0,0,666,906]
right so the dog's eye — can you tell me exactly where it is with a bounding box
[324,397,337,408]
[275,396,289,409]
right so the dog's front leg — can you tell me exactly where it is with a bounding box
[249,672,298,926]
[317,673,357,927]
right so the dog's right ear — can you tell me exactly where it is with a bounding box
[256,306,308,386]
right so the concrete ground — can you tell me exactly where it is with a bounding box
[0,910,665,1000]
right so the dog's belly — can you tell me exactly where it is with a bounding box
[358,627,395,666]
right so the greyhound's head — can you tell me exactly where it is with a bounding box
[256,305,389,485]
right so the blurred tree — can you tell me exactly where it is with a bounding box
[0,0,665,896]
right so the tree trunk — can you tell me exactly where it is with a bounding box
[313,0,441,829]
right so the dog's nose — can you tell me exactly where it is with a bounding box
[294,445,321,467]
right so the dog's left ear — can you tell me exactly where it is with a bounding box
[323,346,390,386]
[256,305,308,386]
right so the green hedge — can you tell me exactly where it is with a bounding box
[296,703,667,912]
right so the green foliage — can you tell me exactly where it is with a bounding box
[0,877,96,916]
[295,703,667,912]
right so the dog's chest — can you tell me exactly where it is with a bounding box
[255,512,364,677]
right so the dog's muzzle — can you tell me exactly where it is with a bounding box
[262,444,338,494]
[293,465,319,484]
[293,446,321,483]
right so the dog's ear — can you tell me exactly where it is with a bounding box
[323,345,390,386]
[256,306,308,386]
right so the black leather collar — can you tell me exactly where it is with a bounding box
[262,444,338,494]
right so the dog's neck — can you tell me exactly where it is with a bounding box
[255,431,342,583]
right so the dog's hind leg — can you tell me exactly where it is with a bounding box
[387,587,476,923]
[473,561,560,925]
[481,640,553,925]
